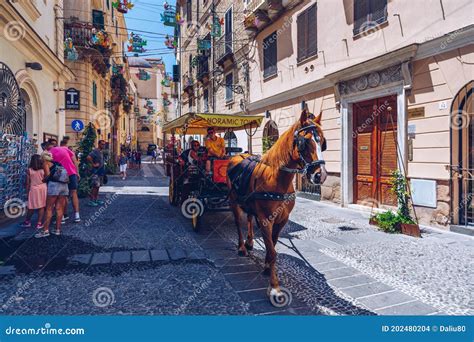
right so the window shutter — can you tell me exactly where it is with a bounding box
[297,11,306,61]
[263,32,277,78]
[225,9,233,52]
[353,0,369,35]
[92,10,104,30]
[306,4,317,58]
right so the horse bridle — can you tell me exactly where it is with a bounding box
[280,124,326,175]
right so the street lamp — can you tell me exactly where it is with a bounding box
[25,62,43,71]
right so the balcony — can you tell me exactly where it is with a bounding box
[244,0,303,33]
[196,56,209,84]
[64,22,112,76]
[215,34,234,67]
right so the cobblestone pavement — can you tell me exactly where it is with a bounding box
[1,160,472,315]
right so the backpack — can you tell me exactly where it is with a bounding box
[48,162,69,183]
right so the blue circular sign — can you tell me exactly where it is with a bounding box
[71,119,84,132]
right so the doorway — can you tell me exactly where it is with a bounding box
[451,81,474,226]
[353,96,398,207]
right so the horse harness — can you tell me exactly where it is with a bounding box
[228,124,326,206]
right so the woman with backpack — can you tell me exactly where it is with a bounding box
[35,150,69,238]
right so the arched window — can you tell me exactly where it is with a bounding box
[262,120,279,153]
[224,130,237,147]
[141,126,150,132]
[20,89,33,137]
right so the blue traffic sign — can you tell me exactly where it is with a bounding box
[71,119,84,132]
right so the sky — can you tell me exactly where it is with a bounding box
[124,0,176,73]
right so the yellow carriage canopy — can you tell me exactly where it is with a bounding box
[162,113,264,135]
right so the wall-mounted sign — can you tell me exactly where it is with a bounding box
[408,107,425,119]
[408,124,416,139]
[71,119,84,132]
[65,88,80,110]
[411,179,437,208]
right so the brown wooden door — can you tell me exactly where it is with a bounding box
[353,96,398,207]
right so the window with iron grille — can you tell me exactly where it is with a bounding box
[225,8,233,54]
[225,72,233,102]
[263,32,277,79]
[353,0,388,36]
[297,4,317,62]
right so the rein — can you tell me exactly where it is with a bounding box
[280,124,326,175]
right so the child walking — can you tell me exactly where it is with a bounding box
[21,154,47,229]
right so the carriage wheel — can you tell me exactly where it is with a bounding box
[169,179,178,206]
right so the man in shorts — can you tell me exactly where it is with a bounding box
[87,140,106,207]
[49,140,81,223]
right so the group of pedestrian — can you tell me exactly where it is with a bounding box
[21,138,105,238]
[125,150,141,170]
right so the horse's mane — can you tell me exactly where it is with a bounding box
[261,120,302,169]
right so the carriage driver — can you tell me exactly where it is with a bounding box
[204,127,226,175]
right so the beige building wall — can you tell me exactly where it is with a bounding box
[246,0,473,229]
[0,0,73,145]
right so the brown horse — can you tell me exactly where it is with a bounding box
[227,109,327,304]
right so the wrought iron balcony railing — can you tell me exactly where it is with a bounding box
[215,34,233,66]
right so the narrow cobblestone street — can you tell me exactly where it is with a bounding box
[0,160,473,316]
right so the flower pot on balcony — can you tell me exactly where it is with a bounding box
[266,0,282,20]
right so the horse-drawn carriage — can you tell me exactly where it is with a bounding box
[162,112,264,231]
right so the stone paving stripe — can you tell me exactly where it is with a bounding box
[338,281,379,290]
[112,251,131,264]
[328,274,374,288]
[225,271,261,282]
[339,281,394,299]
[0,265,16,275]
[68,254,92,266]
[310,260,347,271]
[168,248,187,261]
[357,291,415,310]
[229,278,269,291]
[356,289,397,300]
[237,288,268,302]
[303,253,336,265]
[321,267,360,280]
[90,253,112,265]
[150,249,170,262]
[221,264,261,274]
[186,250,207,260]
[213,257,254,267]
[132,250,151,263]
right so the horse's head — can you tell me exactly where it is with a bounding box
[290,109,327,185]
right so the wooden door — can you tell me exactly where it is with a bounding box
[353,96,398,206]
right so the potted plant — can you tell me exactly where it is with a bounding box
[370,170,420,237]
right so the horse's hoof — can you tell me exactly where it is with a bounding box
[244,241,253,251]
[267,286,292,308]
[237,248,248,257]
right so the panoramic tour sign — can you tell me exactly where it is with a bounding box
[65,88,80,110]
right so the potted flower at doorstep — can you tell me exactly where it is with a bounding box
[370,170,421,237]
